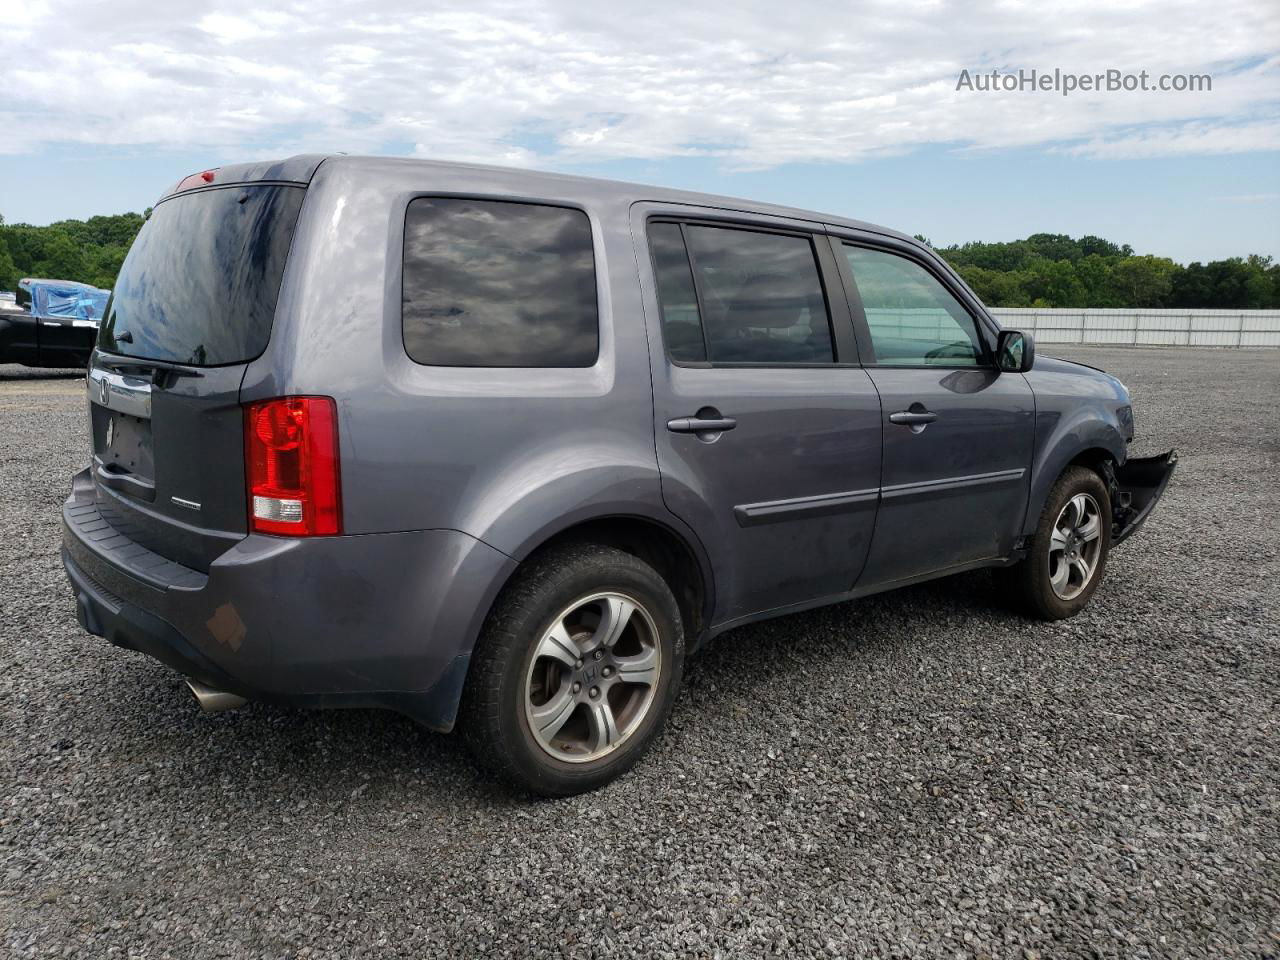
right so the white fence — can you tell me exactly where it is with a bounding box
[989,308,1280,347]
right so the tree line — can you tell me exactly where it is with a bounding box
[1,212,1277,309]
[925,233,1280,309]
[0,212,147,294]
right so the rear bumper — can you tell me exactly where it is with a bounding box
[60,469,516,731]
[1112,449,1178,545]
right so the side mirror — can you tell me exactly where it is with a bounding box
[997,329,1035,373]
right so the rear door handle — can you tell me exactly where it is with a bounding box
[888,411,937,426]
[667,415,737,434]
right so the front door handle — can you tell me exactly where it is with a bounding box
[889,405,937,433]
[668,415,737,434]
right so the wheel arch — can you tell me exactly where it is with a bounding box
[511,513,713,652]
[441,511,712,735]
[1023,416,1127,541]
[1068,446,1118,474]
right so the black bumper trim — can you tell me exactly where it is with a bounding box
[63,499,208,593]
[64,547,247,695]
[1112,449,1178,545]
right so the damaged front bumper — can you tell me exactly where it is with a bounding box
[1109,450,1178,545]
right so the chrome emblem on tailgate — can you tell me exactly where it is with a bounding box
[105,418,114,448]
[88,369,151,418]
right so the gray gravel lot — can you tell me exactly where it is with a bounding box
[2,348,1278,958]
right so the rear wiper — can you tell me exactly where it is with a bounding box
[94,352,205,379]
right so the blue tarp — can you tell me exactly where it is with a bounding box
[19,279,110,323]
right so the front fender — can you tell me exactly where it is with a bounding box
[1022,371,1130,540]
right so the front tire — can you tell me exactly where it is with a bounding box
[1008,465,1113,620]
[459,543,685,796]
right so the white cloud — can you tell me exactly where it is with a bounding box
[196,12,268,44]
[2,0,1278,167]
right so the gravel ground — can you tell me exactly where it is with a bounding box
[2,348,1278,959]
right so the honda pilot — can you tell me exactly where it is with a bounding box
[61,155,1175,795]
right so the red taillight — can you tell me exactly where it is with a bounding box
[244,397,341,536]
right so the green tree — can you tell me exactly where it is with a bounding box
[1078,235,1131,259]
[0,211,145,290]
[85,244,128,289]
[1019,257,1087,307]
[1025,233,1083,263]
[955,264,1026,307]
[0,241,17,291]
[1074,254,1117,307]
[934,232,1276,308]
[1260,256,1280,308]
[940,239,1034,272]
[31,230,88,282]
[1108,256,1177,308]
[1171,258,1273,308]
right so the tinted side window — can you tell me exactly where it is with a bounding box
[402,198,598,367]
[682,225,834,364]
[649,222,706,362]
[843,245,987,366]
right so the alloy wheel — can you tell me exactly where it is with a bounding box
[523,592,662,764]
[1048,492,1103,601]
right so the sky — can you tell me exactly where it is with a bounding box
[1,0,1278,262]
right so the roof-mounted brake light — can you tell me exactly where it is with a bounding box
[175,169,219,191]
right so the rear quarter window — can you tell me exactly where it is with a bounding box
[401,198,599,367]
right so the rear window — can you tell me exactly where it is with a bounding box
[98,184,305,366]
[401,198,599,367]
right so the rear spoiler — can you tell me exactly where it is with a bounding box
[157,155,328,204]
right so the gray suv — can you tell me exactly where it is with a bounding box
[61,155,1175,795]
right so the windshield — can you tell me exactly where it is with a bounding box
[98,184,305,366]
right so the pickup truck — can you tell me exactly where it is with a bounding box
[0,278,110,369]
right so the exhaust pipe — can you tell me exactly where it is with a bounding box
[185,678,247,713]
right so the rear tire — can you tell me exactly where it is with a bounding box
[1007,466,1112,620]
[459,543,684,796]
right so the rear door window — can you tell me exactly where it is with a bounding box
[99,184,305,366]
[402,198,599,367]
[649,222,706,363]
[651,222,834,364]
